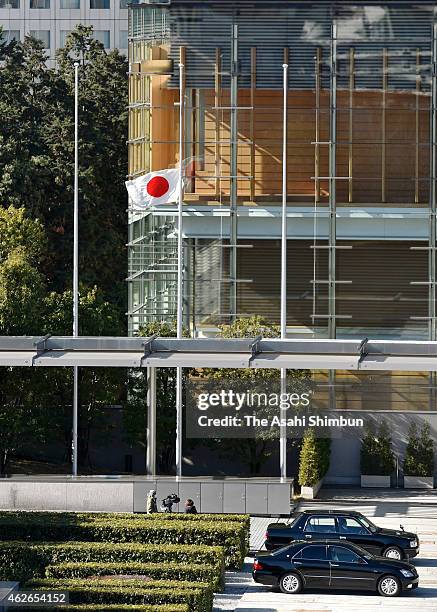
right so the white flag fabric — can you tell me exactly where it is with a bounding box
[126,168,180,210]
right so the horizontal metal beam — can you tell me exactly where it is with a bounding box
[0,336,437,371]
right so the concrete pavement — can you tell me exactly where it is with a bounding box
[213,488,437,611]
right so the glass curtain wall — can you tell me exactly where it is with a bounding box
[127,2,437,341]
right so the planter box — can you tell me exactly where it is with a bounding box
[361,475,391,488]
[404,476,434,489]
[301,479,323,500]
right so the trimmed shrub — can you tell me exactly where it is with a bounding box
[361,421,395,476]
[298,429,331,487]
[26,579,213,612]
[95,513,250,528]
[0,518,246,569]
[45,561,223,590]
[32,607,189,612]
[403,422,435,477]
[0,542,225,582]
[32,604,190,612]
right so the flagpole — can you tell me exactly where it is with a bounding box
[176,60,184,479]
[280,60,288,482]
[72,61,79,477]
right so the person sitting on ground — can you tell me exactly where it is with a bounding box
[146,489,158,514]
[185,498,198,514]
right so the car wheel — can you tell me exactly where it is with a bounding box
[279,572,303,594]
[378,575,401,597]
[383,546,403,560]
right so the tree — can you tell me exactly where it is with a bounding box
[0,26,128,311]
[298,428,331,487]
[361,421,395,475]
[403,422,434,477]
[123,321,190,474]
[204,316,312,475]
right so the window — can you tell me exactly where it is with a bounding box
[120,0,140,7]
[93,30,110,49]
[60,0,79,7]
[1,30,20,42]
[300,546,327,561]
[304,517,337,534]
[119,30,128,49]
[338,517,369,535]
[29,30,50,48]
[90,0,109,7]
[30,0,50,7]
[0,0,20,7]
[330,546,362,564]
[60,31,70,47]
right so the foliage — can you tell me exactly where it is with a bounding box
[360,421,395,475]
[0,539,225,582]
[298,428,331,487]
[123,321,190,474]
[26,578,213,612]
[0,27,128,308]
[0,513,248,569]
[39,606,189,612]
[45,561,222,590]
[202,316,312,475]
[403,422,435,476]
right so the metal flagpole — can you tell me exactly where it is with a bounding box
[72,61,79,477]
[176,60,185,479]
[280,60,288,481]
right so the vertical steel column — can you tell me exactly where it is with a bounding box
[146,366,157,476]
[329,24,337,340]
[415,48,421,205]
[314,49,321,202]
[328,23,337,409]
[382,49,387,204]
[429,26,437,409]
[72,62,79,477]
[250,48,256,201]
[215,49,222,200]
[280,53,289,481]
[176,51,185,478]
[348,48,354,204]
[230,24,239,321]
[430,27,436,342]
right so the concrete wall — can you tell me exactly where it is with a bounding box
[0,477,293,514]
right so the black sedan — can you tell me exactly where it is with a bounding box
[265,510,419,560]
[253,540,419,596]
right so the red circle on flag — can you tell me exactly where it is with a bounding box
[147,176,169,198]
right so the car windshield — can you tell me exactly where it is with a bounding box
[358,515,378,533]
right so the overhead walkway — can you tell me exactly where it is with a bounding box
[1,336,437,371]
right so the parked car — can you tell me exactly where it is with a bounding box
[265,510,419,560]
[253,540,419,596]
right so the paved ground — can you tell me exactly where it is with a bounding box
[213,488,437,612]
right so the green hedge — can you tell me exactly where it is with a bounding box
[26,579,213,612]
[33,606,189,612]
[0,542,225,582]
[0,518,246,568]
[45,561,223,590]
[31,606,189,612]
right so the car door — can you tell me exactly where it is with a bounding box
[337,516,380,555]
[302,515,338,543]
[292,545,330,588]
[328,545,377,591]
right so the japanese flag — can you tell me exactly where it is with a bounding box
[126,168,180,210]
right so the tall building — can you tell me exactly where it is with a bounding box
[0,0,144,61]
[128,1,437,483]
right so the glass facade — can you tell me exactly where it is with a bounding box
[93,29,110,48]
[0,30,20,42]
[29,29,50,48]
[127,1,437,342]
